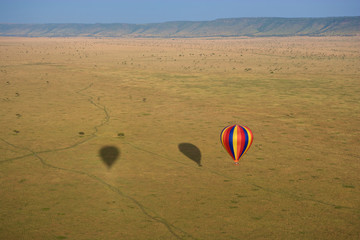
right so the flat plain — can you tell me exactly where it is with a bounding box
[0,36,359,240]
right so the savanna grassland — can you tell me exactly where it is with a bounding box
[0,36,359,240]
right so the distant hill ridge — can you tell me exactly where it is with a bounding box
[0,17,359,38]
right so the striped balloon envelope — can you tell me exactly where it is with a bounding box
[220,124,253,163]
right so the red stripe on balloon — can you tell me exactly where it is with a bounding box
[223,126,234,160]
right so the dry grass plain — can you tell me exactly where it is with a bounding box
[0,36,359,240]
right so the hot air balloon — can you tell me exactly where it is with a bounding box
[220,124,253,164]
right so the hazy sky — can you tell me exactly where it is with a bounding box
[1,0,359,24]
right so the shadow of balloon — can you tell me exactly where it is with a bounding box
[99,146,120,169]
[178,143,202,166]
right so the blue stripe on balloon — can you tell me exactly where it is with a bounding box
[239,126,249,158]
[229,126,235,159]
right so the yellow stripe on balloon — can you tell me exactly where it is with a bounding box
[221,127,227,146]
[243,126,253,154]
[233,125,238,160]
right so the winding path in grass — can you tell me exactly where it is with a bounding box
[0,83,195,240]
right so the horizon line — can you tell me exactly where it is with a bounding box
[1,16,359,25]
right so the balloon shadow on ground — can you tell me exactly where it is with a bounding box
[99,146,120,169]
[178,143,202,166]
